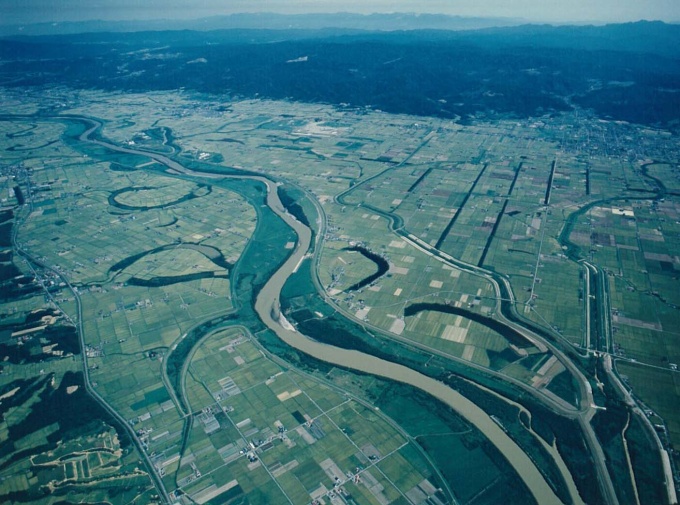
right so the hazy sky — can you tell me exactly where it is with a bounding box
[2,0,679,25]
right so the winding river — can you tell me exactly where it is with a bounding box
[252,179,567,505]
[70,115,573,504]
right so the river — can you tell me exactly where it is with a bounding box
[252,179,566,505]
[72,114,570,504]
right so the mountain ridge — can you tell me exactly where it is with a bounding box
[1,20,678,127]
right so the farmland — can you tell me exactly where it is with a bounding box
[0,85,678,504]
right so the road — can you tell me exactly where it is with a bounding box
[73,114,573,504]
[251,177,565,505]
[9,168,171,503]
[11,112,635,504]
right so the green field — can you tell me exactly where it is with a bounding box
[1,87,678,504]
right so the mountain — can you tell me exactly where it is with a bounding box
[462,20,680,57]
[0,12,525,37]
[1,21,679,127]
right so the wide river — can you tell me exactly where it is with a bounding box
[253,180,567,505]
[75,116,572,505]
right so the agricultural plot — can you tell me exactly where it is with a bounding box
[12,153,258,432]
[564,196,680,366]
[0,140,155,502]
[175,99,660,402]
[2,105,449,504]
[18,153,253,321]
[172,326,443,505]
[2,86,680,502]
[617,362,680,447]
[0,114,261,503]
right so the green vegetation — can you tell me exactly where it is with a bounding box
[591,408,637,505]
[375,382,536,505]
[546,370,581,408]
[0,85,677,504]
[627,413,668,505]
[277,185,310,228]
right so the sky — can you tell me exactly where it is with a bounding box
[1,0,679,25]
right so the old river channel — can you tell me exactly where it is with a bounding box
[72,115,571,504]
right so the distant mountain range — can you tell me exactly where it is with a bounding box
[0,12,526,37]
[1,19,679,127]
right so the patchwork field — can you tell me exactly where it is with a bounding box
[1,86,678,503]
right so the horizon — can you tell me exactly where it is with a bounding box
[1,1,680,27]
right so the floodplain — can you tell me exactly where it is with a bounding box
[0,86,678,504]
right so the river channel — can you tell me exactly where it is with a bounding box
[252,178,566,505]
[72,115,570,504]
